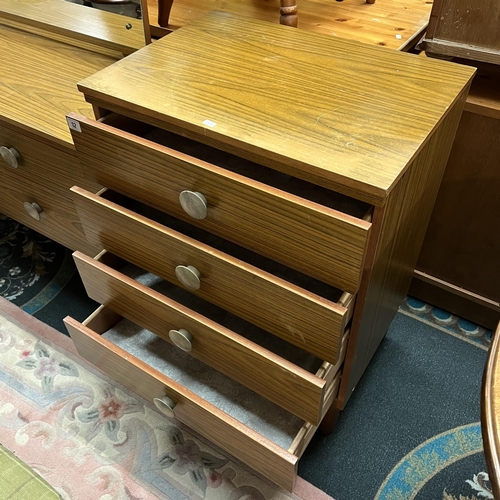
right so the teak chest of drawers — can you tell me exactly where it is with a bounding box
[62,12,475,491]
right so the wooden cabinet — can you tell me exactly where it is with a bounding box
[422,0,500,65]
[412,63,500,330]
[0,21,116,254]
[61,12,474,490]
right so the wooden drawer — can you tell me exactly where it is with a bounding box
[71,187,356,363]
[0,169,98,254]
[64,306,345,491]
[0,120,101,253]
[72,250,348,424]
[68,113,372,294]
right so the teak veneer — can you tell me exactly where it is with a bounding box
[61,13,474,490]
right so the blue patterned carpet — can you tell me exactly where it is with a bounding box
[0,215,494,500]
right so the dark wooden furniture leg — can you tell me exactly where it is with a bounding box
[280,0,298,27]
[158,0,175,27]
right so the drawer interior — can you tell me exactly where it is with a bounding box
[118,261,323,375]
[99,311,343,450]
[102,113,373,221]
[103,317,305,449]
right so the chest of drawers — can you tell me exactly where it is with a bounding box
[63,12,475,490]
[0,21,117,254]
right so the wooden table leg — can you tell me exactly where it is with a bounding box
[158,0,174,27]
[280,0,298,27]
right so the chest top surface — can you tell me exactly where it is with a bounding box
[0,22,117,148]
[78,12,475,204]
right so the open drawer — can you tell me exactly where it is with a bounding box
[71,250,349,425]
[67,112,372,294]
[71,187,356,364]
[64,306,345,491]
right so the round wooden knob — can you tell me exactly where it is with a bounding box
[179,191,208,220]
[169,328,193,352]
[23,202,43,221]
[0,146,20,168]
[175,265,201,290]
[153,396,176,418]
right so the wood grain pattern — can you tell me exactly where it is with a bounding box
[0,118,102,253]
[73,251,333,425]
[0,168,99,255]
[64,311,300,491]
[145,0,431,51]
[71,187,352,361]
[0,22,116,149]
[482,321,500,500]
[77,12,475,205]
[424,0,500,65]
[69,114,371,294]
[0,0,144,55]
[338,88,471,406]
[415,111,500,305]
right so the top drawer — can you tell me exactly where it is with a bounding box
[68,113,372,293]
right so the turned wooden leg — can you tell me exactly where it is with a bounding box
[158,0,175,27]
[319,405,340,435]
[280,0,298,27]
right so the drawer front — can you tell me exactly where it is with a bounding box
[0,121,82,190]
[64,311,299,491]
[0,171,98,254]
[72,187,351,363]
[73,251,329,425]
[69,114,371,294]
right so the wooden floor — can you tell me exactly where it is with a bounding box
[146,0,432,51]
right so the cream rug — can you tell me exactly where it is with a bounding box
[0,297,332,500]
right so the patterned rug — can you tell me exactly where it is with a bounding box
[0,215,495,500]
[0,296,329,500]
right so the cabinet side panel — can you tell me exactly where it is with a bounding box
[337,88,470,407]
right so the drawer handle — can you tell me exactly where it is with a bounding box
[179,190,208,220]
[175,265,201,290]
[153,396,176,418]
[169,328,193,352]
[0,146,20,168]
[23,202,43,221]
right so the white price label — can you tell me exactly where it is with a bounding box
[66,117,82,133]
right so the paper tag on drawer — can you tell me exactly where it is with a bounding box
[66,117,82,133]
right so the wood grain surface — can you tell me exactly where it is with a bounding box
[72,251,335,424]
[69,114,371,294]
[71,187,353,360]
[0,118,102,253]
[482,321,500,500]
[0,0,144,55]
[77,12,475,205]
[464,62,500,120]
[338,88,470,406]
[145,0,431,51]
[64,311,300,491]
[424,0,500,65]
[0,169,99,255]
[0,22,116,149]
[415,111,500,306]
